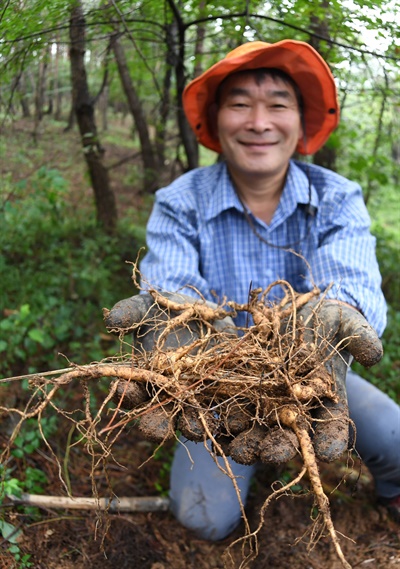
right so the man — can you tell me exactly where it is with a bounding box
[106,40,400,539]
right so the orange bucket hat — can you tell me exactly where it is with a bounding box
[182,40,339,155]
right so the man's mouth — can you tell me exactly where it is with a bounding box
[239,140,278,148]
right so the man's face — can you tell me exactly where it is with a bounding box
[216,71,303,183]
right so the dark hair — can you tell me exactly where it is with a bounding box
[215,67,304,117]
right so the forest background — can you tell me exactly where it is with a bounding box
[0,0,399,566]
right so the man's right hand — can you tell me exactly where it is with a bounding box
[104,292,201,351]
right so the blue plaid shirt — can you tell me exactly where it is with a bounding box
[140,160,386,335]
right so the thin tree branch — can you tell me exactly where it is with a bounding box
[106,150,142,171]
[92,40,112,106]
[166,0,184,28]
[2,18,165,43]
[2,12,399,62]
[0,44,32,131]
[0,0,11,24]
[364,71,389,205]
[184,11,400,62]
[109,0,162,96]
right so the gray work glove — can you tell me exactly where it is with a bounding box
[293,299,383,462]
[104,291,235,349]
[104,292,236,442]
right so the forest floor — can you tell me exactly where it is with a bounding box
[1,426,399,569]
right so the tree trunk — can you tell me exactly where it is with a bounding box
[34,58,47,123]
[167,0,199,171]
[32,49,49,143]
[155,22,175,166]
[54,37,63,120]
[193,1,206,78]
[16,73,31,118]
[155,63,172,167]
[175,28,199,170]
[46,79,54,115]
[63,97,75,132]
[99,84,109,131]
[111,36,158,193]
[69,1,117,234]
[309,4,337,171]
[391,111,400,185]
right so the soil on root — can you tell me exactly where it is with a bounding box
[5,430,399,569]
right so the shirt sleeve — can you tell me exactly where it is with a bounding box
[309,180,387,336]
[139,186,213,301]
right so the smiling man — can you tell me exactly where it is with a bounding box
[106,40,400,537]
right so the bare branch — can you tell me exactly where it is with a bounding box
[8,493,170,512]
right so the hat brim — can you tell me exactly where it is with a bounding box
[183,40,339,155]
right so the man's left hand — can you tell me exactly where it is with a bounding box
[295,299,383,462]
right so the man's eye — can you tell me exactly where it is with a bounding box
[271,103,287,109]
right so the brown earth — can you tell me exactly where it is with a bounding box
[2,424,399,569]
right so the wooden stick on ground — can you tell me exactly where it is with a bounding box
[7,493,170,512]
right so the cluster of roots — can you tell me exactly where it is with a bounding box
[111,287,337,464]
[101,280,353,568]
[108,283,336,452]
[3,280,354,569]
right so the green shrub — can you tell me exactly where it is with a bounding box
[374,222,400,311]
[352,221,400,401]
[353,304,400,401]
[0,167,146,377]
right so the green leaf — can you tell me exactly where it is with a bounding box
[0,520,22,544]
[4,477,23,497]
[24,441,40,453]
[8,543,21,554]
[19,304,30,318]
[11,449,24,459]
[27,329,45,344]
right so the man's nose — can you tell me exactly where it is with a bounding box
[247,105,272,131]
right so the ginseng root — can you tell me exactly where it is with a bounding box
[280,406,352,569]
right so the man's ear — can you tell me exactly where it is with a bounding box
[208,102,219,141]
[299,114,306,145]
